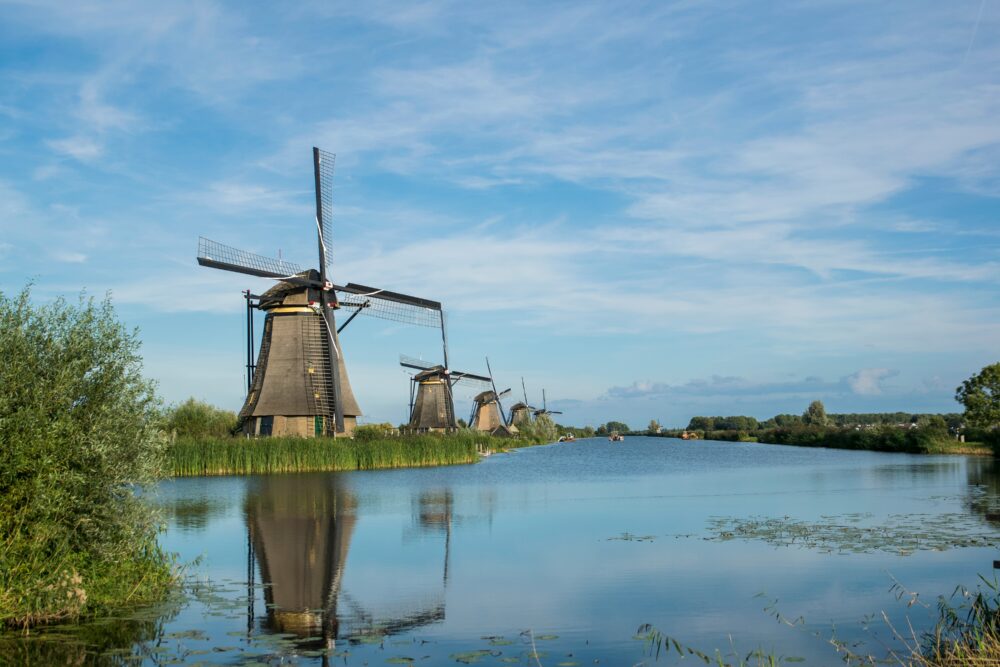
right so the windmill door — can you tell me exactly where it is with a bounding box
[259,416,273,436]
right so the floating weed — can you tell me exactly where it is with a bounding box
[489,638,515,646]
[608,531,656,542]
[701,512,1000,555]
[536,634,559,640]
[386,657,415,664]
[450,649,494,663]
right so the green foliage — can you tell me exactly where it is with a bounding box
[167,431,492,476]
[772,414,803,428]
[162,398,238,438]
[647,419,661,434]
[556,424,596,438]
[802,400,829,426]
[757,425,946,454]
[604,420,630,434]
[687,415,759,431]
[956,362,1000,429]
[0,286,173,628]
[516,413,559,444]
[353,422,397,441]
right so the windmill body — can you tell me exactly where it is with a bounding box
[470,390,511,436]
[507,402,534,428]
[401,356,492,432]
[408,367,454,431]
[198,148,445,437]
[240,272,362,437]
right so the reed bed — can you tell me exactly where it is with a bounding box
[167,432,492,476]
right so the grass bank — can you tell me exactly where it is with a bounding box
[167,430,534,476]
[650,426,994,455]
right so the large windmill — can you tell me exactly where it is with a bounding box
[399,355,492,432]
[507,378,536,429]
[197,147,446,438]
[469,358,512,436]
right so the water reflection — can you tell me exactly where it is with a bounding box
[965,457,1000,527]
[243,475,453,649]
[245,475,355,645]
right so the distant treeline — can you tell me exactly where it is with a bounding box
[686,412,964,432]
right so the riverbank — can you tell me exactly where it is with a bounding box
[647,427,995,455]
[166,431,548,476]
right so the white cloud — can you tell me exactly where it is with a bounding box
[846,368,899,396]
[46,135,103,161]
[51,251,88,264]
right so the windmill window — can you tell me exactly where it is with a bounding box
[259,416,273,436]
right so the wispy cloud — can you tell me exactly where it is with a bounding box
[846,368,899,396]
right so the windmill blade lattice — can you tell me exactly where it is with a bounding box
[399,354,437,371]
[450,373,492,392]
[336,284,442,328]
[315,148,336,273]
[197,237,303,280]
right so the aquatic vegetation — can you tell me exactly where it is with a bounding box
[167,431,495,476]
[702,512,1000,555]
[166,425,561,476]
[637,575,1000,667]
[608,531,657,542]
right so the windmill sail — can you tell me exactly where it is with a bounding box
[197,237,304,281]
[314,147,336,273]
[336,284,442,328]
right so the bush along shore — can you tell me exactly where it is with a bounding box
[0,287,174,630]
[648,425,996,455]
[641,397,1000,455]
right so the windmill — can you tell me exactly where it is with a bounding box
[507,377,536,428]
[533,389,563,420]
[197,147,447,438]
[469,358,512,436]
[399,355,492,432]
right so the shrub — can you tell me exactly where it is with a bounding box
[163,398,238,438]
[0,286,173,628]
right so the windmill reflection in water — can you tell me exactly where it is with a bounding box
[243,476,452,655]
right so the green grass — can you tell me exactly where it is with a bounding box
[168,431,506,476]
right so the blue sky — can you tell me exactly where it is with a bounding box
[1,0,998,428]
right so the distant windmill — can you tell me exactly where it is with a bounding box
[469,358,512,436]
[533,389,563,420]
[197,147,446,437]
[507,378,536,428]
[399,355,492,432]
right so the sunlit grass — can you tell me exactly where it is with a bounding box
[167,431,500,476]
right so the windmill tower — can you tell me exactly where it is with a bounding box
[400,355,492,432]
[197,147,446,438]
[469,358,512,436]
[507,378,536,428]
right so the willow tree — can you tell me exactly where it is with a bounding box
[0,286,172,627]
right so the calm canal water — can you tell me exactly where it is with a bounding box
[11,437,1000,665]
